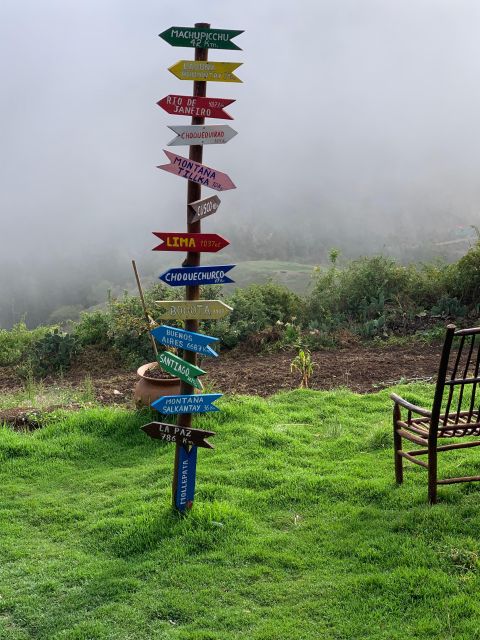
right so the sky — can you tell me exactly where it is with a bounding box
[1,0,480,324]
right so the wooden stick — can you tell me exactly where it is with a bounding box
[131,259,158,358]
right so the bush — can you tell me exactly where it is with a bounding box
[30,329,79,377]
[214,282,303,348]
[0,321,51,367]
[306,252,469,338]
[74,310,111,349]
[106,283,182,368]
[336,256,409,317]
[451,241,480,305]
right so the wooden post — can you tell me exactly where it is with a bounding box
[172,23,210,509]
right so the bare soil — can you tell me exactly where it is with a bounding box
[0,343,442,421]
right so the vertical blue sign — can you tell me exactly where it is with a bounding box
[175,445,198,512]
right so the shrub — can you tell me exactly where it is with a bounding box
[30,329,79,377]
[106,283,181,368]
[0,321,51,367]
[74,310,111,348]
[451,241,480,305]
[336,256,409,317]
[214,282,302,348]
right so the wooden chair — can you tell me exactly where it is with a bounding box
[392,324,480,503]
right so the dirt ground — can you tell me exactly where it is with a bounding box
[0,342,442,415]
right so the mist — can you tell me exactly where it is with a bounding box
[1,0,480,327]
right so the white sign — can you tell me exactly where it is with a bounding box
[167,125,237,146]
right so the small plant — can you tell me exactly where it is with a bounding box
[431,295,467,318]
[80,375,96,403]
[290,347,315,388]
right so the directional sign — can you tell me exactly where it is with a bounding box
[167,125,237,146]
[152,393,222,414]
[159,265,235,287]
[158,150,236,191]
[189,195,221,223]
[157,350,205,390]
[159,26,243,50]
[169,60,242,83]
[152,232,229,253]
[157,95,234,120]
[141,422,216,449]
[151,325,219,357]
[176,445,197,512]
[156,300,233,320]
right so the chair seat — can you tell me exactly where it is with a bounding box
[399,411,480,438]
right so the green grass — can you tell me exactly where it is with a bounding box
[232,260,315,294]
[0,376,97,411]
[2,387,480,639]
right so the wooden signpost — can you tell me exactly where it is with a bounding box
[189,195,221,222]
[158,150,236,191]
[152,232,229,252]
[157,95,235,120]
[159,264,235,286]
[155,300,233,320]
[167,124,237,146]
[142,21,242,513]
[169,60,242,83]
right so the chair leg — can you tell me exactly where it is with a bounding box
[428,447,437,504]
[393,404,403,484]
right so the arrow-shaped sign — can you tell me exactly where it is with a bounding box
[188,195,221,223]
[152,393,222,414]
[158,150,236,191]
[167,125,237,146]
[152,232,229,253]
[157,351,205,389]
[159,26,244,50]
[176,445,197,512]
[151,325,219,357]
[157,95,235,120]
[141,422,216,449]
[157,350,205,390]
[155,300,233,320]
[169,60,242,83]
[159,265,235,287]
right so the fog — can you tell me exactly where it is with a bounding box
[1,0,480,327]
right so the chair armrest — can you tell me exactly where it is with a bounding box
[390,393,432,418]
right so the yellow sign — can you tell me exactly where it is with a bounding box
[156,300,233,320]
[168,60,242,83]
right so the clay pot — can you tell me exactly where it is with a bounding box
[134,362,181,408]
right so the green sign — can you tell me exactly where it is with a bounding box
[157,350,205,390]
[159,26,243,50]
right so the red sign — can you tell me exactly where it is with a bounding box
[157,95,234,120]
[152,232,229,253]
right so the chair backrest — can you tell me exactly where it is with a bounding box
[431,325,480,430]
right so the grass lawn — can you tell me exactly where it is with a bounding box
[2,386,480,639]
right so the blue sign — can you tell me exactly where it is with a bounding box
[151,393,222,415]
[159,264,235,287]
[175,445,198,512]
[151,325,219,357]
